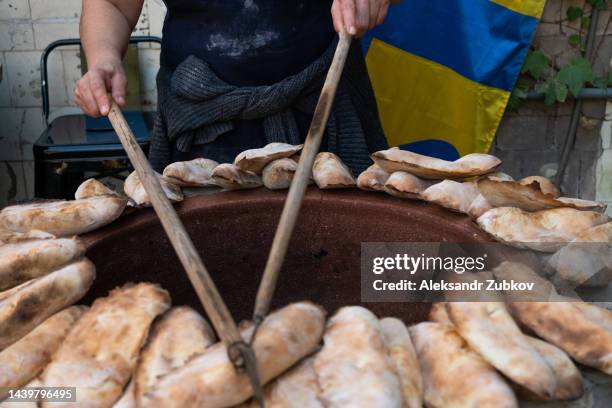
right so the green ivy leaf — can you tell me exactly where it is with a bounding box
[534,81,549,95]
[555,81,569,103]
[539,79,568,106]
[521,50,550,80]
[569,34,581,47]
[556,57,593,97]
[544,83,557,106]
[566,6,583,21]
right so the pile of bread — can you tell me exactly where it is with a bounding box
[0,263,320,408]
[1,143,611,406]
[1,260,611,407]
[120,143,355,205]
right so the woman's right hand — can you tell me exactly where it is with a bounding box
[74,57,127,117]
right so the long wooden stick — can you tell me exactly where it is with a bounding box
[253,33,353,321]
[107,104,263,402]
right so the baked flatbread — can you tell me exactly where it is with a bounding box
[409,322,518,408]
[380,317,423,408]
[357,164,389,192]
[113,379,135,408]
[0,259,95,351]
[124,171,183,207]
[135,307,216,406]
[446,302,556,399]
[571,302,612,333]
[0,238,85,291]
[0,229,55,245]
[477,207,609,252]
[421,180,480,214]
[494,263,612,374]
[0,306,86,399]
[547,242,612,287]
[314,307,402,408]
[467,172,514,218]
[572,221,612,243]
[312,152,356,189]
[467,194,492,219]
[479,179,562,212]
[41,283,170,408]
[519,176,560,197]
[211,163,263,190]
[0,281,34,303]
[371,149,501,180]
[557,197,607,212]
[521,336,583,401]
[262,158,298,190]
[162,158,219,187]
[487,172,515,182]
[505,301,612,375]
[234,143,303,174]
[492,261,558,301]
[546,222,612,287]
[240,357,323,408]
[0,196,127,237]
[478,179,606,212]
[74,178,119,199]
[383,171,430,199]
[146,302,325,408]
[428,302,452,325]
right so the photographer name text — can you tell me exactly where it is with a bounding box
[372,279,535,291]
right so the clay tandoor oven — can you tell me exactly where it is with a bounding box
[82,187,493,324]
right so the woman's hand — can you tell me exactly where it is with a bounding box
[74,57,127,117]
[331,0,391,37]
[76,0,144,116]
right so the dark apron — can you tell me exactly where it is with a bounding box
[160,0,335,163]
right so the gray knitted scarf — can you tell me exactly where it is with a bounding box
[149,38,388,175]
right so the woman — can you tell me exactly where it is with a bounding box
[75,0,393,174]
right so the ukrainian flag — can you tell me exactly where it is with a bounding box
[363,0,545,158]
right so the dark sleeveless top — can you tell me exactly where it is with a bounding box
[161,0,335,86]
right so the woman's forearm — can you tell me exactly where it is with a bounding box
[76,0,143,116]
[80,0,143,66]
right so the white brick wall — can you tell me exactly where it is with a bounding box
[0,22,35,51]
[0,0,165,205]
[0,0,31,20]
[29,0,82,19]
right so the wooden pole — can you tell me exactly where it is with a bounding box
[253,33,353,321]
[107,104,263,402]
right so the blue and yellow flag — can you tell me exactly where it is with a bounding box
[364,0,545,158]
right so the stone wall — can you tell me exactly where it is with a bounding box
[596,101,612,215]
[493,99,607,199]
[0,0,610,211]
[492,0,612,215]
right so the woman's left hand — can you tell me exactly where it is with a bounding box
[331,0,391,38]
